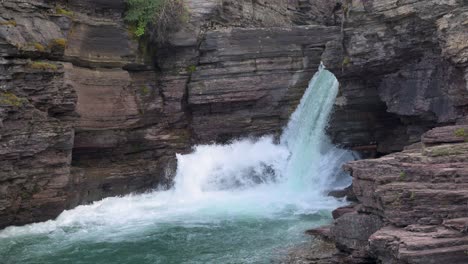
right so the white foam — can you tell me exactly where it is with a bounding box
[0,65,355,241]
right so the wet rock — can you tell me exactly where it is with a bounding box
[188,25,340,142]
[331,205,356,220]
[306,226,333,241]
[332,126,468,263]
[328,185,357,202]
[330,212,383,253]
[0,0,343,228]
[344,132,468,227]
[283,238,340,264]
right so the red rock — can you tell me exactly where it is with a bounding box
[422,126,468,145]
[332,205,356,220]
[0,0,342,228]
[306,226,333,241]
[443,218,468,234]
[370,226,468,264]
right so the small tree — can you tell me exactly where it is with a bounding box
[125,0,188,43]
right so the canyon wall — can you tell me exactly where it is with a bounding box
[0,0,339,228]
[310,1,468,263]
[1,5,468,264]
[324,0,468,154]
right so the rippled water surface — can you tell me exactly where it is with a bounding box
[0,66,355,264]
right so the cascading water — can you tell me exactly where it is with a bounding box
[0,65,356,264]
[281,66,354,191]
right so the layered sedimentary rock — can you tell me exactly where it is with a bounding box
[1,3,468,253]
[303,1,468,263]
[0,0,342,228]
[0,0,77,227]
[188,26,338,142]
[324,0,468,154]
[317,126,468,263]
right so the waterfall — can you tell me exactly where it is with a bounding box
[0,65,356,264]
[170,64,353,200]
[281,64,355,191]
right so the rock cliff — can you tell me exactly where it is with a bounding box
[0,0,340,228]
[324,0,468,154]
[305,0,468,263]
[1,2,468,263]
[322,125,468,263]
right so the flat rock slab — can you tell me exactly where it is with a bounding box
[370,225,468,264]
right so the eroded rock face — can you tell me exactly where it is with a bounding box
[324,0,468,154]
[0,0,343,228]
[331,126,468,263]
[370,225,468,264]
[344,126,468,227]
[188,26,339,142]
[0,2,467,250]
[0,0,77,227]
[331,212,383,253]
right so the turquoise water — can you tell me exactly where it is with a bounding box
[0,208,332,264]
[0,66,354,264]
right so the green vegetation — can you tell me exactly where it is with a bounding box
[342,56,351,66]
[0,92,25,107]
[16,42,46,52]
[49,38,68,49]
[32,185,41,194]
[399,171,406,180]
[454,128,467,138]
[410,191,416,200]
[0,20,17,27]
[124,0,188,42]
[55,7,74,17]
[28,61,58,71]
[17,39,67,53]
[186,65,197,73]
[428,146,465,157]
[20,192,32,200]
[140,85,150,96]
[342,0,352,16]
[34,42,46,52]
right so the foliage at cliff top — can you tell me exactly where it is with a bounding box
[124,0,188,43]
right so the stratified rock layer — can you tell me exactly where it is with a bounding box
[329,125,468,263]
[0,0,341,228]
[324,0,468,154]
[1,7,468,262]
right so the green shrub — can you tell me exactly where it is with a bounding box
[342,56,351,66]
[125,0,188,42]
[399,171,406,180]
[186,65,197,73]
[0,92,25,107]
[20,192,32,200]
[34,42,46,52]
[140,85,150,96]
[454,128,467,138]
[28,61,58,71]
[0,20,17,27]
[56,7,74,17]
[17,42,46,52]
[49,38,68,49]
